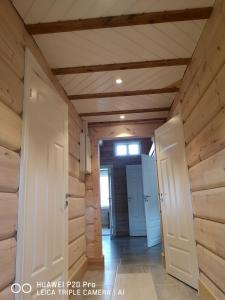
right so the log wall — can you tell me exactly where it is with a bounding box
[0,1,86,298]
[170,1,225,298]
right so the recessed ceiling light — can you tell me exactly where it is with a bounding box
[116,78,123,84]
[120,115,125,119]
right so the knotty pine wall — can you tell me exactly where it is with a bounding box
[0,1,86,298]
[68,104,87,280]
[170,0,225,298]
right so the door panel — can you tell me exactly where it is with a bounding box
[141,155,161,247]
[17,53,68,299]
[155,115,198,289]
[126,165,146,236]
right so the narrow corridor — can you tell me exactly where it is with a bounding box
[71,237,199,300]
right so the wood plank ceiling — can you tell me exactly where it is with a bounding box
[12,0,215,124]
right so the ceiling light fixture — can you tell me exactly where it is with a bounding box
[120,115,125,119]
[116,78,123,84]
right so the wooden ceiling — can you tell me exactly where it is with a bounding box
[12,0,215,124]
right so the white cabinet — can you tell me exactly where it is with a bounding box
[80,132,92,174]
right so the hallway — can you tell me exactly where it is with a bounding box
[71,237,199,299]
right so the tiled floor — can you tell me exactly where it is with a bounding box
[70,236,199,299]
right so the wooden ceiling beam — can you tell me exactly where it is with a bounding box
[52,58,191,75]
[68,86,179,100]
[79,107,169,117]
[88,118,166,127]
[26,7,213,35]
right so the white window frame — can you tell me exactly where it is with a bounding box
[114,141,141,157]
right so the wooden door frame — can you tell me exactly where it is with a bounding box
[16,49,68,297]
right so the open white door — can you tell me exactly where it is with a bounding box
[126,165,146,236]
[16,51,68,299]
[155,115,198,289]
[141,155,161,247]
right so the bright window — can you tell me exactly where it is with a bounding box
[100,169,110,208]
[115,141,140,156]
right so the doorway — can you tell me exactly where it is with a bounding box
[99,138,160,245]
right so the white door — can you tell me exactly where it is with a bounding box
[155,115,198,289]
[141,155,161,247]
[17,52,68,299]
[126,165,146,236]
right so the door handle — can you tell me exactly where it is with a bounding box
[144,195,151,202]
[64,200,69,209]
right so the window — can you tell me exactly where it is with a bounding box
[115,141,140,156]
[100,169,110,208]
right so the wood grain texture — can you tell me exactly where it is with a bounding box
[195,218,225,260]
[184,62,225,145]
[0,101,21,151]
[69,154,80,179]
[197,245,225,294]
[0,238,16,290]
[0,146,20,193]
[68,197,85,220]
[0,193,17,240]
[0,57,23,114]
[69,217,85,243]
[26,7,212,34]
[189,148,225,191]
[69,87,179,100]
[0,285,14,300]
[89,122,162,140]
[53,58,191,75]
[186,108,225,167]
[69,176,85,198]
[199,273,225,300]
[0,2,24,79]
[69,254,87,281]
[80,107,169,117]
[69,235,86,268]
[192,188,225,223]
[173,0,225,120]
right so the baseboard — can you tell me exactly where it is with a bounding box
[88,256,104,269]
[69,255,88,281]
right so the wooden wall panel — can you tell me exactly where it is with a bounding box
[0,101,21,151]
[170,1,225,297]
[189,148,225,191]
[186,108,225,167]
[68,254,87,281]
[192,188,225,223]
[69,235,86,268]
[69,176,85,197]
[67,103,86,277]
[174,0,225,120]
[198,245,225,294]
[0,56,23,113]
[68,197,85,220]
[184,63,225,144]
[0,193,17,240]
[0,238,16,290]
[195,218,225,260]
[0,146,20,193]
[199,273,225,300]
[69,154,80,179]
[69,217,85,243]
